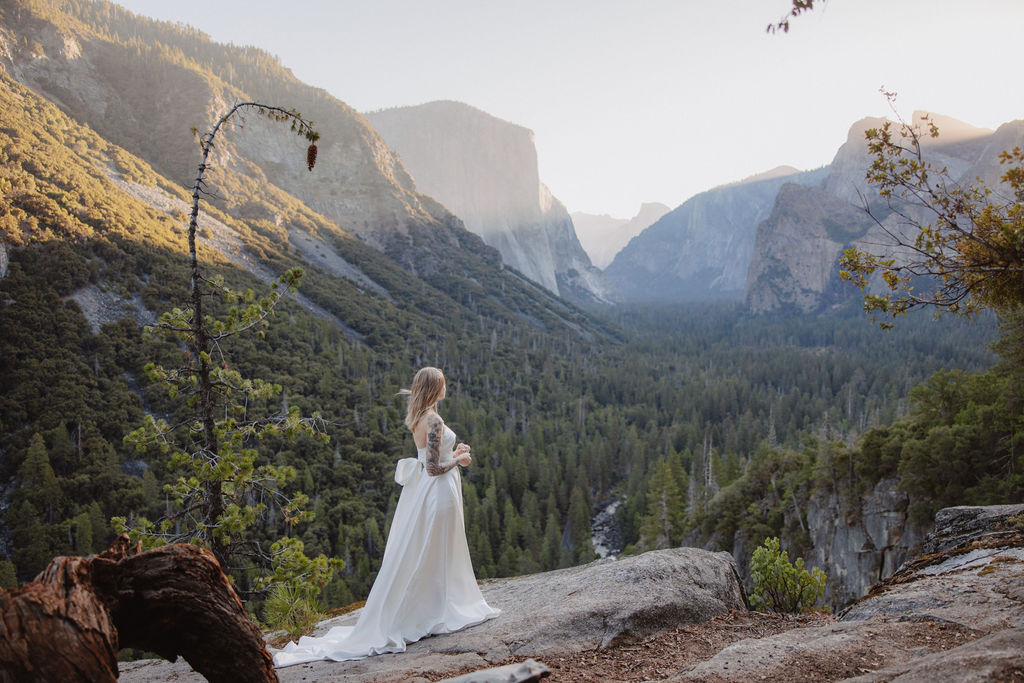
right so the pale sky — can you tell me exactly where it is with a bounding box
[114,0,1024,218]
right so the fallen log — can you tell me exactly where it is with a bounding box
[0,535,276,683]
[0,552,119,681]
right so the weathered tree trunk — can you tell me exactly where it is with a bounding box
[0,535,277,683]
[0,553,119,681]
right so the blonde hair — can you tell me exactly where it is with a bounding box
[400,367,446,429]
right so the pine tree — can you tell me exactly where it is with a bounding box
[10,500,51,579]
[116,102,338,597]
[73,511,93,555]
[640,456,686,549]
[540,511,562,570]
[17,433,61,524]
[565,486,594,563]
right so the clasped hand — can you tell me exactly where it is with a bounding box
[454,442,472,466]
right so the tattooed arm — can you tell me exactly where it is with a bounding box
[424,414,459,476]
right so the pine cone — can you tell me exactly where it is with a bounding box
[306,143,318,172]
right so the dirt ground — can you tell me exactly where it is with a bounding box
[423,610,988,683]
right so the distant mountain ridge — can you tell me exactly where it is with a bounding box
[572,203,670,269]
[365,101,611,304]
[746,113,1023,313]
[604,167,827,302]
[601,110,1019,311]
[722,165,803,187]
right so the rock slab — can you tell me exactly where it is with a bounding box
[120,546,745,682]
[671,505,1024,681]
[922,503,1024,554]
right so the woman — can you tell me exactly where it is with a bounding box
[274,367,500,667]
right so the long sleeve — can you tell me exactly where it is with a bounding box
[424,415,458,476]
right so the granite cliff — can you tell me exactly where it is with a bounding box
[605,166,826,302]
[802,478,925,609]
[746,114,1023,314]
[744,183,876,313]
[703,473,926,613]
[365,101,612,304]
[677,504,1024,682]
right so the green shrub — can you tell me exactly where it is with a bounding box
[749,536,826,613]
[263,582,324,640]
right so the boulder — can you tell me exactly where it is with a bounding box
[922,503,1024,554]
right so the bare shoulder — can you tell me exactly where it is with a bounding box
[424,412,444,436]
[413,412,443,446]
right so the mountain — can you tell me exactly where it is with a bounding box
[0,0,615,325]
[746,113,1022,313]
[365,101,612,304]
[0,0,504,295]
[745,184,876,313]
[819,113,992,210]
[571,203,670,269]
[604,167,827,302]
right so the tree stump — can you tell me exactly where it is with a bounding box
[0,535,277,682]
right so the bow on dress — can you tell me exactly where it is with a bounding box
[394,457,423,486]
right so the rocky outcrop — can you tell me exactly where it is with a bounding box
[804,478,925,609]
[112,507,1024,682]
[572,202,670,269]
[605,167,826,302]
[68,285,156,335]
[674,504,1024,681]
[724,478,926,611]
[119,547,746,682]
[365,101,611,304]
[922,504,1024,554]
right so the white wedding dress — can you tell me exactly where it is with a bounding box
[274,424,500,667]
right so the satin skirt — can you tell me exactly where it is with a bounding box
[274,459,500,667]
